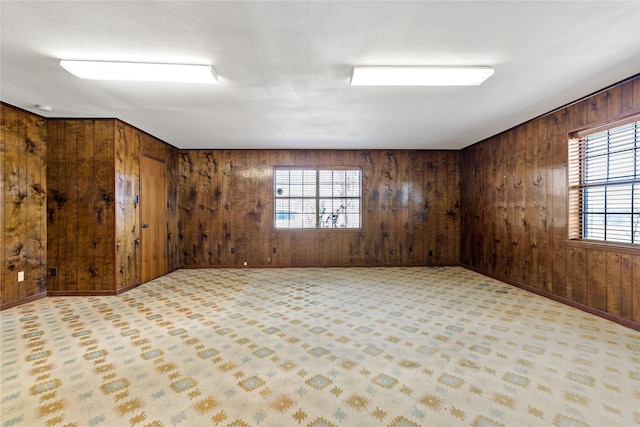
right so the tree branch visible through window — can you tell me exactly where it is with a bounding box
[274,168,362,229]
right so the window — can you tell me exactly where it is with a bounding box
[568,117,639,244]
[274,168,361,229]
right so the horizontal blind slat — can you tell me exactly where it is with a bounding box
[569,119,639,244]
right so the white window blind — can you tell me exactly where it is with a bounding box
[274,168,361,229]
[568,118,640,244]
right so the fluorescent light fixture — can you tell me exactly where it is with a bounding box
[350,66,494,86]
[60,60,218,84]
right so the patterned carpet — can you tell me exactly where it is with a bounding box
[1,267,639,427]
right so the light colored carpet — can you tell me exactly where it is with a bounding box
[1,267,639,427]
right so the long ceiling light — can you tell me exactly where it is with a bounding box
[350,66,494,86]
[60,60,218,84]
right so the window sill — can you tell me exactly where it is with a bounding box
[273,228,362,233]
[565,239,640,255]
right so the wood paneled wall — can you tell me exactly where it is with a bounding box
[47,119,116,293]
[47,118,179,294]
[178,150,460,267]
[114,122,141,290]
[0,104,47,308]
[460,75,640,325]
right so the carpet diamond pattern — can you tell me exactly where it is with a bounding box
[1,267,639,426]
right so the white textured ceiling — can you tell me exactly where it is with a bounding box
[1,1,639,150]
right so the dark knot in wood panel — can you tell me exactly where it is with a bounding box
[95,206,104,223]
[15,191,28,205]
[25,137,37,153]
[53,192,66,207]
[31,183,45,196]
[247,210,260,222]
[102,193,114,205]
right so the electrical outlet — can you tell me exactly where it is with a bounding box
[243,261,247,266]
[51,267,57,277]
[409,246,413,253]
[428,250,433,257]
[18,271,24,282]
[231,248,235,254]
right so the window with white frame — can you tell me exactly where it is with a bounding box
[568,117,639,244]
[274,168,361,229]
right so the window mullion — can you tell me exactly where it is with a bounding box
[604,129,610,241]
[315,170,320,228]
[631,122,640,243]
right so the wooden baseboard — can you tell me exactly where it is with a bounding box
[47,290,117,296]
[178,263,461,269]
[47,283,142,297]
[462,264,640,332]
[1,292,47,310]
[116,282,141,295]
